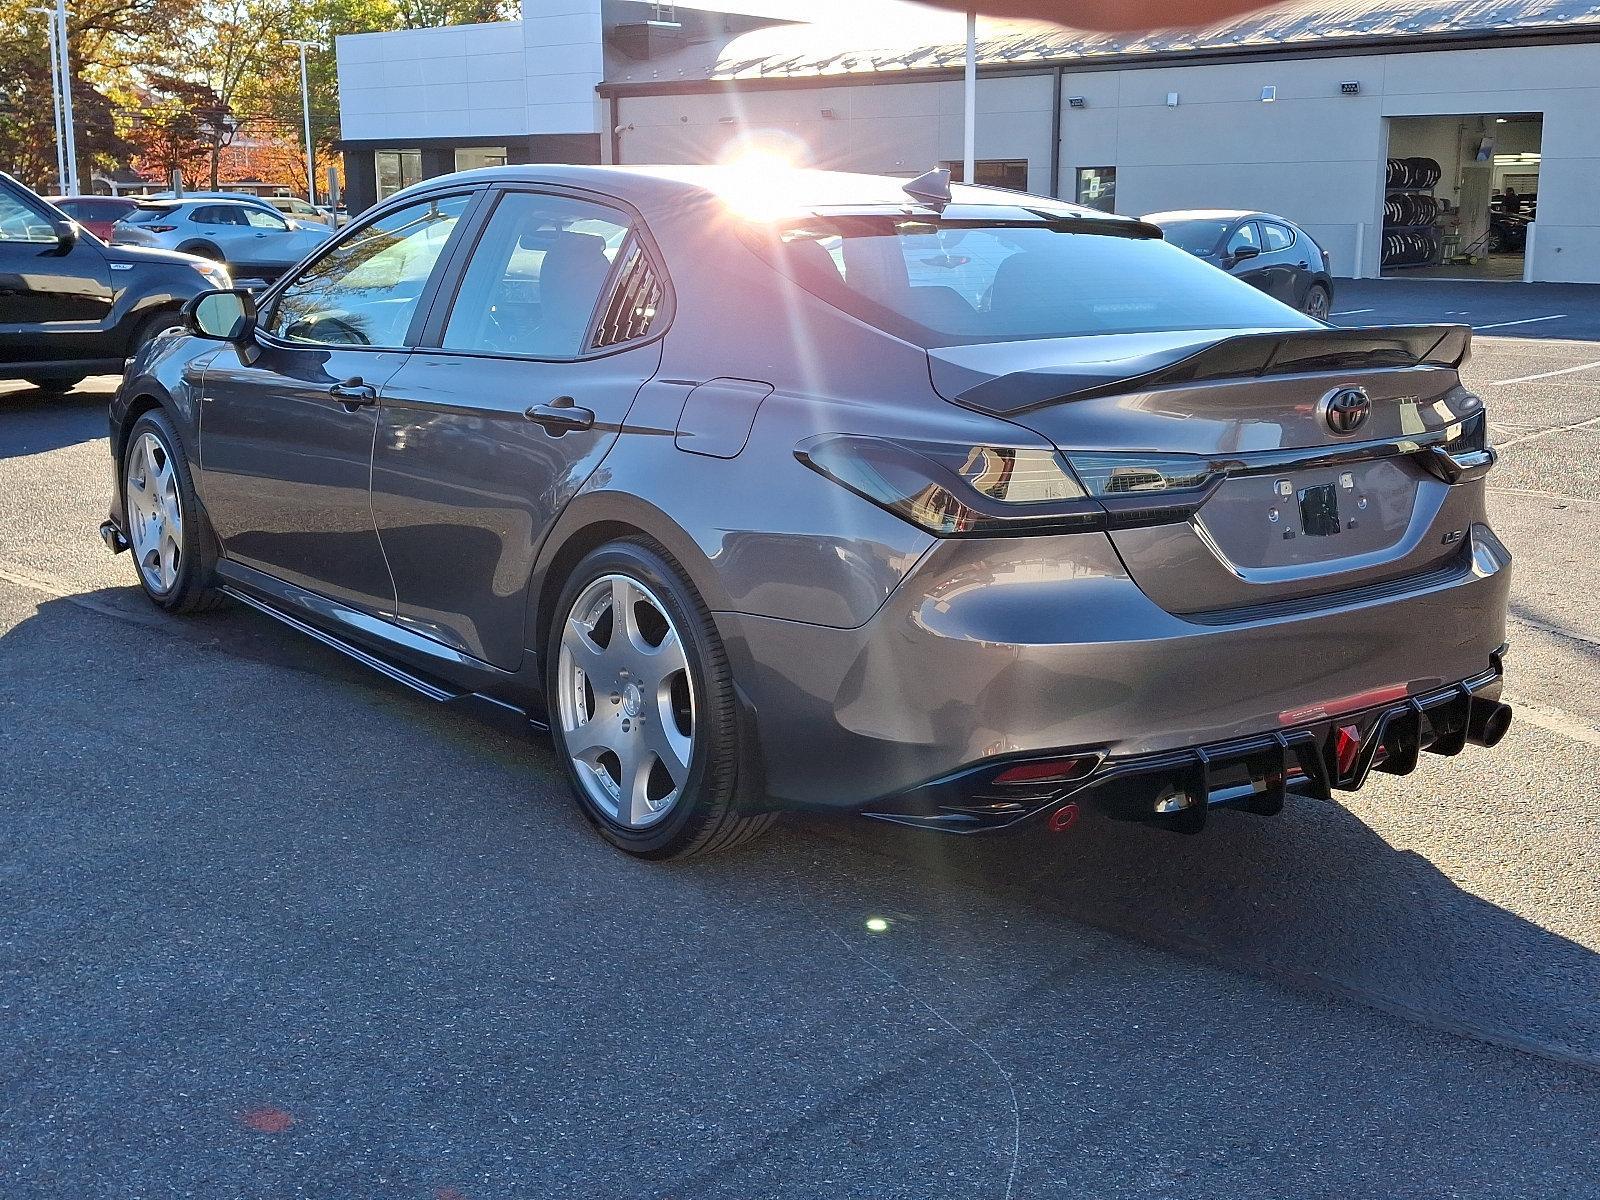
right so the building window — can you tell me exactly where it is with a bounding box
[454,146,509,172]
[942,159,1029,191]
[375,150,422,201]
[1076,166,1116,213]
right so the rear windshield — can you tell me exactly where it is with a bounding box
[744,214,1312,347]
[129,205,181,223]
[1156,218,1232,255]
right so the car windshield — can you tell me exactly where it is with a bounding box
[129,205,181,223]
[1153,218,1233,255]
[746,213,1308,347]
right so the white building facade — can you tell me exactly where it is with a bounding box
[337,0,1600,283]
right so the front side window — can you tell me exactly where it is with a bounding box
[245,207,289,231]
[266,193,472,348]
[1226,222,1261,253]
[747,212,1315,347]
[0,190,55,243]
[441,191,629,359]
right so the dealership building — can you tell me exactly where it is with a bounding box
[335,0,1600,282]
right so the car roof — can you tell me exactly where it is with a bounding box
[135,197,268,209]
[393,163,1142,225]
[1143,209,1301,226]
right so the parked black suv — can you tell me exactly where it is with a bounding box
[1,171,231,393]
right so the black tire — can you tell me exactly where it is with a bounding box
[176,241,223,262]
[545,537,776,859]
[1303,283,1332,319]
[120,409,226,614]
[1487,229,1504,253]
[20,374,87,394]
[130,308,184,356]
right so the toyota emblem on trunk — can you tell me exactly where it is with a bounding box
[1323,387,1371,435]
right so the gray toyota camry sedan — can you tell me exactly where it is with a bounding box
[101,165,1512,859]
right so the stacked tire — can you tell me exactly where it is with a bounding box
[1383,191,1440,227]
[1382,226,1441,268]
[1385,156,1442,189]
[1382,156,1444,268]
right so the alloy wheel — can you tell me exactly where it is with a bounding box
[126,430,183,593]
[556,573,696,828]
[1306,287,1330,319]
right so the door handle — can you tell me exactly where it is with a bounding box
[330,377,377,407]
[525,397,594,435]
[1297,261,1309,268]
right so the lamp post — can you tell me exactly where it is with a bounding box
[962,8,976,186]
[286,39,321,209]
[54,0,79,194]
[27,6,66,193]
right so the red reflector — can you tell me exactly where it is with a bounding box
[992,757,1092,786]
[1334,725,1362,776]
[1048,803,1080,833]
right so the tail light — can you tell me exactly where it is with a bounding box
[795,435,1216,537]
[140,224,177,233]
[1422,409,1494,483]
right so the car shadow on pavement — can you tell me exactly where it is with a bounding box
[795,776,1600,1069]
[0,386,113,459]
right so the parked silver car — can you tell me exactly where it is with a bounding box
[111,199,331,280]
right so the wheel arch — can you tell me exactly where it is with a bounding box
[527,490,738,666]
[175,239,223,261]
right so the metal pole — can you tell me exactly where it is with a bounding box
[54,0,79,194]
[962,9,976,185]
[30,7,66,193]
[299,42,316,206]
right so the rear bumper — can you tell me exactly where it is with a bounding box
[862,655,1508,833]
[715,523,1511,811]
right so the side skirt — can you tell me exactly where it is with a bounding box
[216,562,549,733]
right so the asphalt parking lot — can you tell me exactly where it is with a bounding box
[3,279,1598,1198]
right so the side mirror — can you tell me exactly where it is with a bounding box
[1228,244,1262,264]
[49,217,77,254]
[184,288,257,343]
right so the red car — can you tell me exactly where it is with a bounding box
[48,195,140,241]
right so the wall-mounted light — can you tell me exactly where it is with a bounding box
[1340,80,1360,95]
[1260,85,1277,102]
[1166,92,1179,107]
[1067,95,1087,108]
[820,107,838,119]
[717,115,736,124]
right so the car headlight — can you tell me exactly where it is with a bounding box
[194,261,231,290]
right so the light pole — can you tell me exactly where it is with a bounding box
[27,6,66,193]
[54,0,79,194]
[286,39,321,208]
[962,8,976,186]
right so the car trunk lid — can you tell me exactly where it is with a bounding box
[929,325,1487,615]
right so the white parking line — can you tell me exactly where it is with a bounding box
[1472,314,1567,331]
[1488,359,1600,386]
[1331,308,1373,316]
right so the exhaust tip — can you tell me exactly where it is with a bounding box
[1467,699,1513,748]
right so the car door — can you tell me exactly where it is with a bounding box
[198,191,478,615]
[0,183,116,367]
[1222,220,1271,293]
[1257,220,1304,304]
[187,205,251,262]
[371,187,666,668]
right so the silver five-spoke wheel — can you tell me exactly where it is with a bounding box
[125,429,183,594]
[556,573,696,828]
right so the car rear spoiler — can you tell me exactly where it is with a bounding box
[955,324,1473,416]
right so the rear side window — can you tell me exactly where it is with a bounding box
[747,213,1313,347]
[266,193,471,347]
[1262,222,1296,251]
[441,191,630,359]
